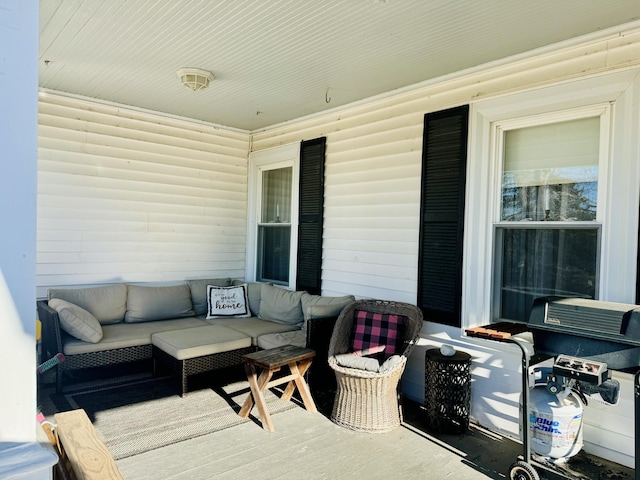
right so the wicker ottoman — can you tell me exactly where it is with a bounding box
[151,325,254,396]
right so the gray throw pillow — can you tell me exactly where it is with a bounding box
[48,298,103,343]
[258,284,304,326]
[125,284,195,323]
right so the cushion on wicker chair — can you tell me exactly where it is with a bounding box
[335,353,380,372]
[352,310,406,360]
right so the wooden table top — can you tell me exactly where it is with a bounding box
[243,344,315,369]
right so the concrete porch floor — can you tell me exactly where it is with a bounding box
[114,400,514,479]
[113,398,632,480]
[38,365,633,480]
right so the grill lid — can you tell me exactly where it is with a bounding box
[529,297,640,347]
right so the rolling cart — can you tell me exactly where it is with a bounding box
[505,338,625,480]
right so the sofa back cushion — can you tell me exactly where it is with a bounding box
[187,278,231,316]
[258,284,305,326]
[231,279,263,316]
[301,293,355,330]
[125,284,195,323]
[48,284,127,325]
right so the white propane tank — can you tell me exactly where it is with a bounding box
[524,387,584,459]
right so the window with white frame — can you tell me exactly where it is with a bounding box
[257,166,293,284]
[493,107,609,322]
[247,144,300,289]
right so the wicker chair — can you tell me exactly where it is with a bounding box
[328,299,423,433]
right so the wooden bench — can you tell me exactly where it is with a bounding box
[54,409,124,480]
[239,344,317,432]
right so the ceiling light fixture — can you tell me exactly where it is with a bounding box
[176,67,215,91]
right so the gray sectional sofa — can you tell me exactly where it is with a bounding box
[37,278,354,396]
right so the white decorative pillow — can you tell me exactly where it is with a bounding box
[48,298,103,343]
[206,284,251,319]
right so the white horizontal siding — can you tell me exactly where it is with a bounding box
[270,106,424,304]
[33,26,640,468]
[36,93,250,297]
[251,28,640,468]
[252,26,640,305]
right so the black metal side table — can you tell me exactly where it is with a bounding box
[424,347,471,433]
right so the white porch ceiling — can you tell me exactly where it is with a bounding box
[39,0,640,131]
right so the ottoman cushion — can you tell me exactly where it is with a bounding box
[152,325,251,361]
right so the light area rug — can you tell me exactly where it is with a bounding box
[59,377,297,460]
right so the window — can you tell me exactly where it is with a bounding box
[248,144,300,288]
[493,110,608,322]
[257,166,293,284]
[248,139,326,291]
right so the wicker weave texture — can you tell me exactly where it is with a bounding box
[331,356,406,433]
[37,300,156,394]
[64,345,152,370]
[153,345,256,396]
[328,299,423,432]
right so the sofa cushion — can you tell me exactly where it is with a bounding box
[258,284,304,326]
[151,325,251,360]
[206,284,251,319]
[207,316,299,346]
[48,298,103,343]
[257,330,306,350]
[62,317,208,355]
[48,284,127,325]
[125,284,195,323]
[231,280,263,316]
[187,277,231,316]
[334,353,403,373]
[301,293,355,330]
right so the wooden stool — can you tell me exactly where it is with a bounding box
[239,344,317,432]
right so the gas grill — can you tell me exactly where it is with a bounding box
[528,296,640,371]
[466,296,640,478]
[526,296,640,479]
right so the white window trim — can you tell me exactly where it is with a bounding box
[491,105,611,322]
[246,143,300,288]
[464,70,640,329]
[490,105,611,224]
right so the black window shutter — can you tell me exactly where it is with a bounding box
[296,137,326,295]
[418,105,469,327]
